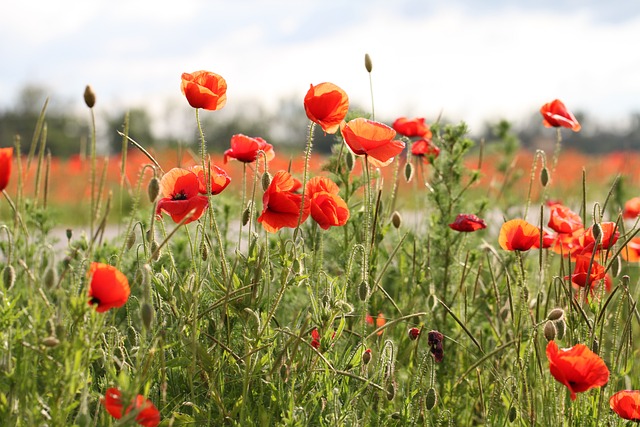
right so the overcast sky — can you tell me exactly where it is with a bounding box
[2,0,640,135]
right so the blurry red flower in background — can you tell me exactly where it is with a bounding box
[392,117,432,138]
[181,70,227,111]
[548,204,583,234]
[102,387,161,427]
[546,340,609,401]
[258,170,310,233]
[449,214,486,232]
[621,237,640,262]
[224,134,275,164]
[88,263,130,313]
[156,168,209,224]
[0,147,12,192]
[567,254,605,288]
[498,219,540,251]
[540,99,581,132]
[304,82,349,134]
[579,222,619,250]
[610,390,640,422]
[191,165,231,195]
[340,118,405,166]
[305,176,349,229]
[623,197,640,219]
[411,138,440,162]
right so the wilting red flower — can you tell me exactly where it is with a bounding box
[88,263,130,313]
[340,118,405,167]
[567,255,605,288]
[621,237,640,262]
[498,219,540,251]
[224,134,275,164]
[181,70,227,111]
[156,168,209,224]
[449,213,486,232]
[304,82,349,134]
[102,387,161,427]
[610,390,640,422]
[392,117,432,138]
[0,147,12,192]
[579,222,619,250]
[411,138,440,162]
[258,170,310,233]
[191,165,231,195]
[408,327,420,340]
[540,99,581,132]
[546,340,609,401]
[305,176,349,229]
[623,197,640,220]
[428,330,444,362]
[548,204,583,234]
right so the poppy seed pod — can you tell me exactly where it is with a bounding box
[83,85,96,108]
[364,53,373,73]
[66,228,73,241]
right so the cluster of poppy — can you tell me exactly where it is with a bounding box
[392,117,440,163]
[102,387,160,427]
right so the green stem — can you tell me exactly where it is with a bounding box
[293,122,315,242]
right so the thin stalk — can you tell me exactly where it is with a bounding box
[293,122,315,242]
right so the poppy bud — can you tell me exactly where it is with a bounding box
[346,151,355,172]
[508,406,517,423]
[125,232,136,250]
[42,336,60,348]
[592,223,603,242]
[611,255,621,278]
[150,241,160,261]
[146,228,154,243]
[425,387,437,410]
[364,53,373,73]
[43,266,57,289]
[546,308,564,321]
[141,302,154,330]
[2,265,15,289]
[242,201,252,226]
[391,211,402,229]
[261,172,272,191]
[408,327,420,340]
[66,228,73,241]
[386,381,396,401]
[358,280,369,301]
[362,348,372,365]
[404,161,414,183]
[543,321,556,341]
[540,167,549,187]
[200,241,208,261]
[555,318,566,340]
[83,85,96,108]
[148,177,160,203]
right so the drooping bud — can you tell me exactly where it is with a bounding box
[83,85,96,108]
[425,387,437,410]
[543,321,556,341]
[508,406,517,423]
[555,318,566,340]
[540,167,549,187]
[362,348,372,365]
[408,327,420,341]
[364,53,373,73]
[404,161,414,183]
[546,308,564,321]
[2,265,15,289]
[43,266,57,289]
[391,211,402,229]
[261,172,272,191]
[358,280,369,301]
[592,223,603,242]
[386,381,396,401]
[147,177,160,203]
[125,232,136,250]
[242,201,252,226]
[141,302,154,330]
[150,241,160,261]
[345,151,355,172]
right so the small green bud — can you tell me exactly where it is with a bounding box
[242,201,252,226]
[425,387,437,410]
[83,85,96,108]
[386,381,396,401]
[540,167,549,187]
[125,232,136,250]
[508,406,517,423]
[46,319,55,336]
[358,280,369,301]
[346,151,355,172]
[404,161,414,183]
[141,302,154,330]
[2,265,15,289]
[43,267,57,290]
[279,363,289,382]
[66,228,73,241]
[147,177,160,203]
[200,241,209,261]
[261,172,272,191]
[364,53,373,73]
[55,324,66,340]
[592,223,603,241]
[592,337,599,354]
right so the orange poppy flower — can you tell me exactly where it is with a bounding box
[102,388,161,427]
[258,170,310,233]
[392,117,432,138]
[623,197,640,219]
[540,99,581,132]
[498,219,540,251]
[610,390,640,422]
[548,204,582,234]
[191,164,230,195]
[88,263,130,313]
[621,237,640,262]
[546,340,609,401]
[0,147,12,192]
[449,213,486,232]
[567,254,605,288]
[340,118,405,166]
[180,70,227,111]
[303,82,349,134]
[411,138,440,163]
[224,134,275,164]
[305,176,349,229]
[156,168,209,224]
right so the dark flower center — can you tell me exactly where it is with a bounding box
[172,191,188,201]
[89,297,101,306]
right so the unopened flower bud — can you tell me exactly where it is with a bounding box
[391,211,402,229]
[261,172,272,191]
[42,336,60,348]
[200,241,209,261]
[408,327,420,340]
[147,177,160,203]
[546,308,564,321]
[540,167,549,187]
[592,223,603,242]
[346,152,355,172]
[362,348,371,365]
[425,387,437,410]
[404,161,414,183]
[508,406,517,423]
[141,302,154,330]
[66,228,73,241]
[150,241,160,261]
[364,53,373,73]
[386,381,396,401]
[543,321,556,341]
[125,232,136,250]
[555,318,566,340]
[2,265,15,289]
[43,267,57,289]
[242,201,252,226]
[358,280,369,301]
[83,85,96,108]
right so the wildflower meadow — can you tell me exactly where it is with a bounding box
[3,56,640,426]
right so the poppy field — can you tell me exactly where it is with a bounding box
[3,58,640,426]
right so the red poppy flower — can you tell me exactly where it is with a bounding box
[567,254,605,288]
[88,263,130,313]
[579,222,619,250]
[623,197,640,220]
[498,219,540,251]
[546,340,609,401]
[258,170,310,233]
[340,118,405,167]
[156,168,209,224]
[392,117,432,138]
[0,147,12,192]
[411,138,440,162]
[304,82,349,134]
[621,237,640,262]
[408,327,420,340]
[102,388,161,427]
[548,204,582,234]
[224,134,275,164]
[180,70,227,111]
[610,390,640,421]
[540,99,581,132]
[305,176,349,230]
[449,213,486,232]
[191,165,231,195]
